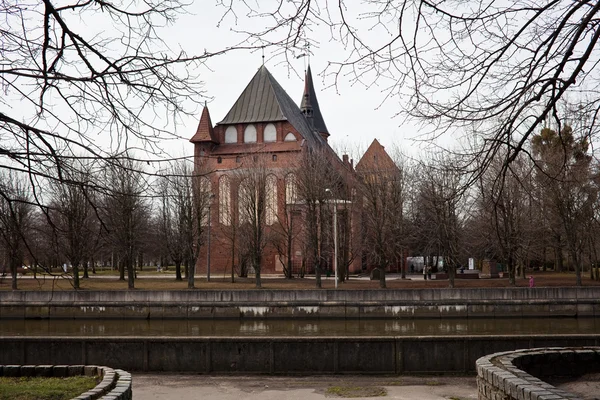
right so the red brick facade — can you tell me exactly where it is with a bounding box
[191,66,363,277]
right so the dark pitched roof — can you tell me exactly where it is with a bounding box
[190,105,218,143]
[300,66,329,136]
[355,139,400,173]
[218,66,286,124]
[218,65,326,149]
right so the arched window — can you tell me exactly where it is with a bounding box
[199,177,211,226]
[238,179,251,224]
[285,173,297,205]
[244,124,257,143]
[218,175,231,226]
[266,175,277,225]
[264,123,277,142]
[284,132,297,142]
[225,126,237,143]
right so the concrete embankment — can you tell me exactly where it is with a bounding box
[1,288,599,319]
[1,335,599,374]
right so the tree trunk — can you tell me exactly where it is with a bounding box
[315,262,322,288]
[400,251,406,280]
[119,258,125,280]
[255,258,262,289]
[571,248,582,286]
[508,255,516,287]
[175,261,182,281]
[127,257,135,289]
[187,259,195,289]
[73,263,80,289]
[378,265,386,289]
[448,260,455,289]
[10,252,18,290]
[83,260,89,279]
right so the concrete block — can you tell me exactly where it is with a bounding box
[186,306,213,318]
[467,303,495,317]
[34,365,53,377]
[68,365,84,375]
[548,304,576,317]
[438,304,468,318]
[52,365,68,377]
[24,306,50,319]
[19,365,36,376]
[84,365,98,376]
[575,303,594,317]
[412,305,440,318]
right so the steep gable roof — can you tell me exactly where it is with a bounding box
[218,65,326,149]
[190,105,218,143]
[300,66,329,136]
[355,139,399,173]
[218,66,286,124]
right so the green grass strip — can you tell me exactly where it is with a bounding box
[0,376,98,400]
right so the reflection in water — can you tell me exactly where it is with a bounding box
[0,318,598,337]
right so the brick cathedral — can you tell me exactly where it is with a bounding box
[190,65,395,277]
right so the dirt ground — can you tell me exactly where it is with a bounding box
[132,374,480,400]
[1,271,599,291]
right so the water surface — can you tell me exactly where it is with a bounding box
[1,318,598,337]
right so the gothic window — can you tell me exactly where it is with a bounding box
[266,175,277,225]
[238,179,251,224]
[199,177,211,226]
[264,123,277,142]
[225,126,237,143]
[218,175,231,226]
[272,154,277,162]
[284,132,297,142]
[285,173,297,205]
[244,124,257,143]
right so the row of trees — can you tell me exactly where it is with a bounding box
[2,120,598,290]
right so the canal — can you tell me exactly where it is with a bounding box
[1,317,599,337]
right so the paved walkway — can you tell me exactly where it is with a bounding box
[132,374,479,400]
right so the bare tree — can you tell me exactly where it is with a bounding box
[233,155,274,289]
[356,143,406,288]
[296,148,344,288]
[102,159,149,289]
[1,1,219,198]
[48,164,98,289]
[477,154,534,286]
[532,125,597,286]
[413,158,465,288]
[218,1,600,185]
[0,172,33,289]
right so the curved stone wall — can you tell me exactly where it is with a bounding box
[0,364,131,400]
[476,347,600,400]
[1,288,600,319]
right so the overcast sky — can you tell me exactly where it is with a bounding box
[163,2,428,162]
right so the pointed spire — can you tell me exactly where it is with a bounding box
[300,66,329,140]
[190,104,218,143]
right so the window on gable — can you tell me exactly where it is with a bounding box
[264,123,277,142]
[225,126,237,143]
[244,124,257,143]
[284,132,297,142]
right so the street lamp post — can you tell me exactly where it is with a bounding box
[325,189,338,289]
[207,194,214,282]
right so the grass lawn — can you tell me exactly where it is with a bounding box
[0,376,98,400]
[1,271,599,291]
